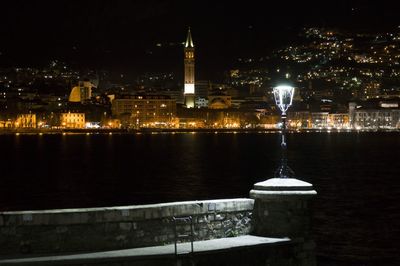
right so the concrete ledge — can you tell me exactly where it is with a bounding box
[250,178,317,200]
[0,235,290,265]
[250,189,317,198]
[253,178,315,191]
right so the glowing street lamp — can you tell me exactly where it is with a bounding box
[273,85,295,178]
[273,85,294,116]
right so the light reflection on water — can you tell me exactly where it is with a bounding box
[0,132,399,265]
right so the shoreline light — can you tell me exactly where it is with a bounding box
[273,84,295,179]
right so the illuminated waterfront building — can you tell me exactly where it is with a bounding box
[111,95,176,127]
[288,111,311,128]
[288,111,349,129]
[327,113,349,128]
[60,112,85,128]
[0,120,13,128]
[353,109,400,129]
[15,113,36,128]
[184,28,195,108]
[349,101,400,129]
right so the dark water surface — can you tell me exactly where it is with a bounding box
[0,132,399,265]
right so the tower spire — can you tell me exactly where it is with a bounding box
[185,27,194,48]
[183,27,195,108]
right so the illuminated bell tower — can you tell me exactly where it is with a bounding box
[184,27,195,108]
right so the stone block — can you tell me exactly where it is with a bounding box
[56,226,68,234]
[103,211,118,221]
[239,216,251,227]
[215,214,225,221]
[130,209,145,220]
[207,214,215,221]
[236,213,244,219]
[159,235,169,242]
[19,240,32,254]
[144,210,153,219]
[161,207,172,217]
[207,203,217,212]
[222,220,233,228]
[212,222,223,230]
[197,230,207,238]
[134,230,145,238]
[3,215,17,225]
[223,201,234,210]
[120,209,130,217]
[1,227,17,235]
[22,213,33,223]
[115,234,127,242]
[197,215,208,223]
[104,222,119,232]
[79,213,90,223]
[119,222,132,231]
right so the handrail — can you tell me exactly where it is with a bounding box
[172,215,194,256]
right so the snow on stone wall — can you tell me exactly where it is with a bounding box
[0,198,254,256]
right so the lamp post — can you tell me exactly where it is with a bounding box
[273,85,295,178]
[250,83,317,266]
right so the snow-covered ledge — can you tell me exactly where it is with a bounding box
[250,178,317,198]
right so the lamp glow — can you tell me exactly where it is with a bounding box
[273,85,294,115]
[273,84,295,178]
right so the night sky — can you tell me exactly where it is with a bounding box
[0,0,399,79]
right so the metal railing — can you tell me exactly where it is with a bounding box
[172,216,194,256]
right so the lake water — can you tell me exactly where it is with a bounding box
[0,132,399,265]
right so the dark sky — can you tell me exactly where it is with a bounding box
[0,0,399,79]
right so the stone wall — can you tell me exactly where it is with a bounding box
[250,178,317,266]
[0,198,253,256]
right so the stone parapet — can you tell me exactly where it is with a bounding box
[0,199,253,256]
[250,178,317,266]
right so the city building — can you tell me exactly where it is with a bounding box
[208,93,232,109]
[195,80,211,99]
[157,89,183,104]
[288,111,349,129]
[310,112,329,128]
[349,101,400,129]
[288,111,311,128]
[69,81,95,103]
[0,120,13,128]
[327,113,349,129]
[111,95,176,127]
[184,28,195,108]
[362,82,381,99]
[195,97,208,108]
[60,112,85,128]
[15,113,36,128]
